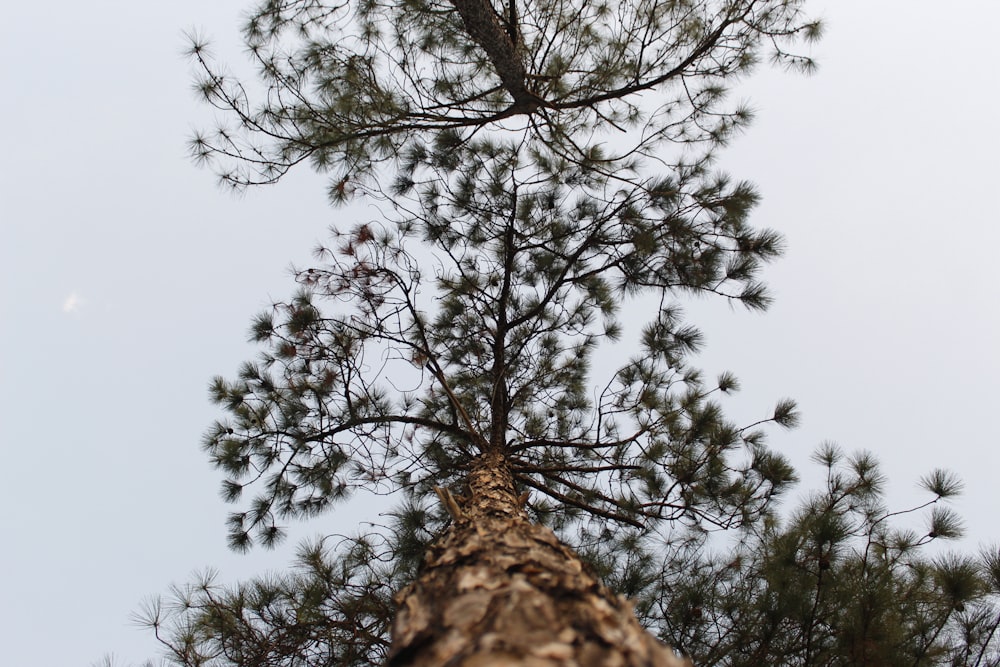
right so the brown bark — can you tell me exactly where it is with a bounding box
[387,454,688,667]
[445,0,542,112]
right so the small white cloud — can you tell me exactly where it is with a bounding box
[62,291,86,313]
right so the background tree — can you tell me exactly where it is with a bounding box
[138,0,838,665]
[623,445,1000,667]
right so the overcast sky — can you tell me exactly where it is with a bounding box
[2,1,998,665]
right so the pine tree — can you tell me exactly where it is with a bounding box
[142,1,829,665]
[634,445,1000,667]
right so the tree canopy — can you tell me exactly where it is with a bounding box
[189,0,819,555]
[123,1,996,665]
[190,0,820,192]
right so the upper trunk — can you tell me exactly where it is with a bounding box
[445,0,542,113]
[387,453,687,666]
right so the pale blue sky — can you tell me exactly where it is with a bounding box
[2,2,998,665]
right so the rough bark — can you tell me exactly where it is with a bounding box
[446,0,542,112]
[387,454,688,667]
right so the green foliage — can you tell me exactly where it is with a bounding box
[624,449,1000,667]
[138,503,443,667]
[189,0,820,192]
[189,0,820,551]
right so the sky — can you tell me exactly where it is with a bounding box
[2,1,998,665]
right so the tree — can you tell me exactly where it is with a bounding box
[624,445,1000,667]
[143,0,829,665]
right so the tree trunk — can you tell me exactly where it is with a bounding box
[445,0,541,112]
[387,453,687,667]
